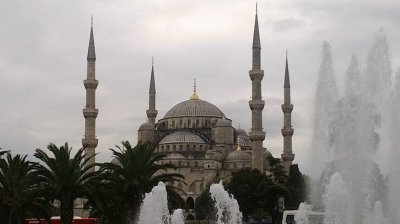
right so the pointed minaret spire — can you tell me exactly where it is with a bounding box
[249,5,265,172]
[82,18,99,173]
[87,17,96,61]
[147,57,158,124]
[284,50,290,88]
[281,53,295,171]
[252,5,261,51]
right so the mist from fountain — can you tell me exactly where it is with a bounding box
[137,182,184,224]
[366,201,388,224]
[311,29,399,223]
[295,202,310,224]
[209,180,242,224]
[323,173,351,224]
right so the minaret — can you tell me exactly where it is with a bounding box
[249,7,266,171]
[82,18,98,173]
[146,58,158,124]
[281,53,295,171]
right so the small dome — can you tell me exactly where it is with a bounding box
[226,150,251,161]
[139,122,154,130]
[236,128,248,136]
[159,131,205,144]
[215,118,232,127]
[163,99,224,119]
[238,135,252,147]
[166,153,186,159]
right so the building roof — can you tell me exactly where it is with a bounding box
[139,122,154,130]
[163,99,224,119]
[166,153,186,159]
[226,150,251,162]
[159,131,205,144]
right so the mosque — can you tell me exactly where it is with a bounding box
[82,9,295,218]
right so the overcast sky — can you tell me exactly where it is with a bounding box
[1,0,400,175]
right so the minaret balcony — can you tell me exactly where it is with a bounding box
[82,138,98,148]
[249,70,264,81]
[281,127,294,136]
[146,110,158,118]
[249,130,266,141]
[281,104,293,113]
[83,108,98,118]
[84,80,99,89]
[281,153,295,162]
[249,100,265,110]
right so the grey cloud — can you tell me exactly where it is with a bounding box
[269,18,306,32]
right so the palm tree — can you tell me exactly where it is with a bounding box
[0,152,51,224]
[95,141,185,224]
[33,143,100,224]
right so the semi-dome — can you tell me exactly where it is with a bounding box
[159,131,205,144]
[139,122,154,130]
[238,135,252,147]
[236,128,248,136]
[226,150,251,161]
[215,118,232,127]
[166,153,186,159]
[163,99,224,119]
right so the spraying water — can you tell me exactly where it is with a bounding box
[312,29,398,224]
[137,182,185,224]
[295,203,310,224]
[323,173,351,224]
[209,180,242,224]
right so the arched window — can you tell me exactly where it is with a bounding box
[196,119,199,127]
[186,197,195,209]
[188,119,191,127]
[179,119,183,127]
[172,120,175,128]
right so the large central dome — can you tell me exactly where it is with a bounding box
[164,99,224,119]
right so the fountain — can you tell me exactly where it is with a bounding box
[137,181,242,224]
[137,182,184,224]
[365,201,388,224]
[311,29,399,224]
[294,203,310,224]
[209,180,242,224]
[323,173,351,224]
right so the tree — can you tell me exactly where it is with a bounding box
[33,143,99,224]
[285,164,308,209]
[0,152,51,224]
[226,168,289,224]
[95,141,185,224]
[267,155,287,185]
